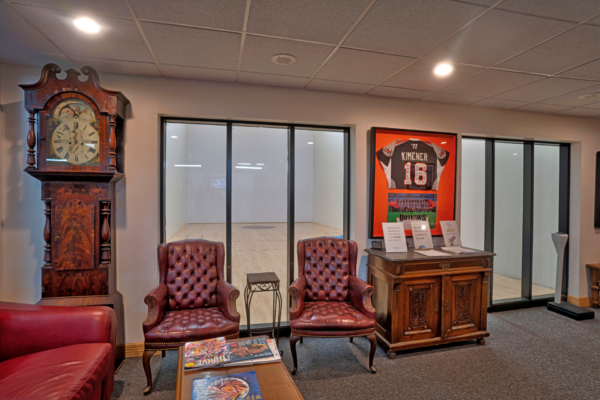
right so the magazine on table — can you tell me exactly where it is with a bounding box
[184,337,229,370]
[226,337,274,364]
[219,338,281,367]
[192,371,262,400]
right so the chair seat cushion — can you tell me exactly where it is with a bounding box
[289,301,376,332]
[0,343,111,400]
[145,307,239,345]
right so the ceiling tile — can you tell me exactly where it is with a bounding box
[421,92,483,105]
[584,102,600,109]
[470,98,529,109]
[588,15,600,25]
[315,48,414,85]
[441,70,545,97]
[344,0,486,57]
[129,0,246,31]
[0,3,60,52]
[369,86,433,99]
[11,0,131,18]
[69,56,160,76]
[494,77,598,102]
[498,25,600,74]
[457,0,498,5]
[241,35,334,77]
[558,58,600,80]
[383,60,484,91]
[15,5,153,62]
[162,64,236,82]
[424,9,574,67]
[540,83,600,106]
[513,103,573,113]
[498,0,600,23]
[247,0,372,44]
[555,107,600,117]
[306,79,374,94]
[0,48,73,68]
[142,22,240,69]
[238,72,309,88]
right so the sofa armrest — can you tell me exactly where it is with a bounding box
[349,276,376,319]
[0,305,116,362]
[289,276,307,320]
[142,284,168,334]
[217,280,241,323]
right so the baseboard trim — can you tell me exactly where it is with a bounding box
[567,295,591,308]
[117,343,149,359]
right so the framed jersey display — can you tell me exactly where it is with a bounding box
[369,127,457,238]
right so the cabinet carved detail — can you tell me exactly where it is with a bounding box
[409,288,428,329]
[53,201,95,271]
[455,283,471,324]
[26,111,37,168]
[108,114,117,169]
[43,199,51,267]
[100,200,111,265]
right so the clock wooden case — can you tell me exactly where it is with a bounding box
[20,64,127,339]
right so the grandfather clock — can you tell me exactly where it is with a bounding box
[20,64,127,346]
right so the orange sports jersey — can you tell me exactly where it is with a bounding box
[376,138,450,191]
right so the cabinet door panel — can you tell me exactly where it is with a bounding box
[400,277,441,342]
[52,200,95,270]
[444,274,481,338]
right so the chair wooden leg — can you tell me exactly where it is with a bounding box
[350,337,353,343]
[300,337,303,344]
[162,350,166,357]
[142,350,156,395]
[367,334,377,374]
[289,334,301,375]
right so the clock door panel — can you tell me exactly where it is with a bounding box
[52,200,95,270]
[399,277,441,342]
[443,274,481,338]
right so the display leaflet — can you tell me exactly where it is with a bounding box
[440,220,462,247]
[382,222,408,253]
[410,220,434,249]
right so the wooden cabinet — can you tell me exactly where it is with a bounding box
[366,248,493,358]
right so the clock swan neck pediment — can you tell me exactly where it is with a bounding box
[19,64,129,118]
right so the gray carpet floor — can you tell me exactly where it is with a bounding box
[111,307,600,399]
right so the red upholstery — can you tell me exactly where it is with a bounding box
[142,239,241,392]
[290,237,376,337]
[0,302,116,400]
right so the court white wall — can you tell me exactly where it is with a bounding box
[164,123,188,240]
[1,62,599,344]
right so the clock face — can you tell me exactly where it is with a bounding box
[47,99,100,166]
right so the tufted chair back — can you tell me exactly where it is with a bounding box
[158,239,225,310]
[297,237,357,303]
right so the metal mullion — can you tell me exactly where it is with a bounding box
[287,126,296,289]
[159,118,167,243]
[559,144,570,298]
[484,139,495,306]
[226,122,232,284]
[521,142,534,300]
[343,128,350,239]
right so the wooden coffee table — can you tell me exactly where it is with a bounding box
[175,336,304,400]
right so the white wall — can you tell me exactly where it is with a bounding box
[1,63,599,344]
[312,130,344,231]
[164,123,188,239]
[460,139,486,250]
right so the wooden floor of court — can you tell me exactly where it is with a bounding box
[169,223,554,325]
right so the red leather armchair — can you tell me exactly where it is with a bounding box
[0,301,117,400]
[289,237,377,374]
[142,239,240,394]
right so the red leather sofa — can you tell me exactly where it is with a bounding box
[0,301,117,400]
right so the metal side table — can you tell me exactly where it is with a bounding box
[244,272,282,350]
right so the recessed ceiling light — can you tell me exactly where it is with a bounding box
[170,136,178,138]
[578,93,600,100]
[434,63,453,77]
[307,142,314,144]
[74,17,100,34]
[271,54,297,66]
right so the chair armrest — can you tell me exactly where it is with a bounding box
[217,280,241,323]
[349,276,376,319]
[289,276,307,320]
[0,305,116,362]
[142,284,168,334]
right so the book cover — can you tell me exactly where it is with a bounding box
[223,339,281,367]
[192,371,263,400]
[184,337,229,370]
[226,337,273,363]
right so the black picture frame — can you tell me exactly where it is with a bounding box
[595,152,600,228]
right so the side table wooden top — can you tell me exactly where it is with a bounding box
[247,272,280,284]
[586,263,600,270]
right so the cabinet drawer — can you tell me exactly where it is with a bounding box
[403,258,486,274]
